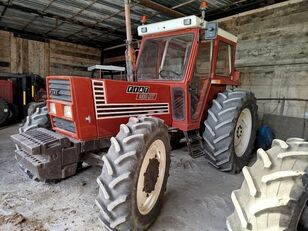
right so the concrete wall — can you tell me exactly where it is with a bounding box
[219,0,308,138]
[0,31,101,77]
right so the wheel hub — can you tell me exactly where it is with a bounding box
[234,108,253,157]
[143,157,160,194]
[136,139,166,215]
[236,125,243,139]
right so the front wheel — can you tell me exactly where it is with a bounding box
[96,116,171,231]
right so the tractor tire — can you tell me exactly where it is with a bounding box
[203,89,257,173]
[226,138,308,231]
[19,106,50,133]
[8,103,19,123]
[95,116,171,231]
[0,98,10,125]
[27,101,46,116]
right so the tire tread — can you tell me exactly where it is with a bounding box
[226,139,308,231]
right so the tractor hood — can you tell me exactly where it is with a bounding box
[93,79,172,138]
[46,76,172,141]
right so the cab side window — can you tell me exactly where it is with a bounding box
[216,41,232,76]
[195,41,212,77]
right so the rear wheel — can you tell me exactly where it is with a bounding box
[227,138,308,230]
[96,116,171,231]
[203,89,257,173]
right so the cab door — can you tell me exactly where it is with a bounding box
[188,36,236,130]
[188,40,213,125]
[211,37,237,84]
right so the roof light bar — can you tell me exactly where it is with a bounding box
[137,15,201,36]
[137,15,238,43]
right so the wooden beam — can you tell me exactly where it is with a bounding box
[104,55,125,64]
[137,0,185,18]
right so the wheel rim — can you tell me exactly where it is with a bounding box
[234,108,252,157]
[137,139,166,215]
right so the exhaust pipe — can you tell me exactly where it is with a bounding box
[124,0,136,82]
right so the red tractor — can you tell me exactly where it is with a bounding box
[11,12,258,231]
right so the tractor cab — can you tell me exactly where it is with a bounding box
[136,15,239,131]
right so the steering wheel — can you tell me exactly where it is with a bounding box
[159,69,180,79]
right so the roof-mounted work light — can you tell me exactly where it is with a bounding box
[140,15,148,25]
[199,0,208,20]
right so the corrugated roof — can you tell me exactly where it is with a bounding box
[0,0,286,48]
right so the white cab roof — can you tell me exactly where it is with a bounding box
[137,15,238,43]
[138,15,201,36]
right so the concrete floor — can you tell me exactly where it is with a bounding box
[0,125,244,231]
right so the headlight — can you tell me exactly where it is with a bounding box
[49,103,56,114]
[183,18,191,25]
[63,105,72,118]
[141,27,147,33]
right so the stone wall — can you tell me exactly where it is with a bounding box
[219,0,308,138]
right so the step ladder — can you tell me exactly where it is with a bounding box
[184,130,205,159]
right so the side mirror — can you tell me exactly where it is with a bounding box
[205,21,218,40]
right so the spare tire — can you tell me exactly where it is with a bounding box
[227,138,308,230]
[27,101,46,116]
[19,106,50,133]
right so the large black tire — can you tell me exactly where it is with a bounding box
[96,116,171,231]
[203,89,257,173]
[0,98,10,125]
[8,103,19,122]
[19,106,50,133]
[227,138,308,231]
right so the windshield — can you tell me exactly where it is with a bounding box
[137,33,194,81]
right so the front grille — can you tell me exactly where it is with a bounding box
[49,79,71,102]
[53,117,75,133]
[92,80,106,105]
